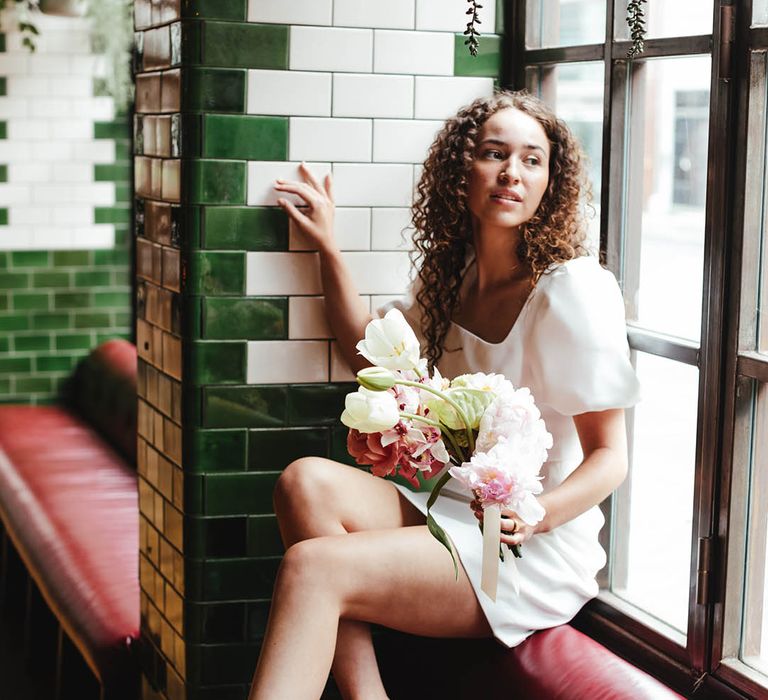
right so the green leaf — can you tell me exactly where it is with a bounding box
[426,469,452,510]
[432,387,494,431]
[427,512,458,580]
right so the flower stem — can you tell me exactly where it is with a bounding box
[399,412,466,463]
[395,379,476,453]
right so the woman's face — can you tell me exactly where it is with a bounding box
[466,107,551,234]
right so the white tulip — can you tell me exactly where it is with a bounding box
[340,387,401,433]
[356,309,422,371]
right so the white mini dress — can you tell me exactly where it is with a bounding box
[378,255,642,648]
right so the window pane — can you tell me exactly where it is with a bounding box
[614,0,714,40]
[754,0,768,27]
[610,352,698,637]
[525,61,604,251]
[622,56,711,341]
[742,382,768,676]
[526,0,605,48]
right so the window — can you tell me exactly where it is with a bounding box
[509,1,768,696]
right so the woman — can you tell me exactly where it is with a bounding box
[248,90,641,699]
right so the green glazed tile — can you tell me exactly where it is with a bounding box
[188,252,245,295]
[246,515,283,557]
[185,473,205,514]
[205,517,248,557]
[115,183,132,202]
[201,22,288,69]
[74,270,111,287]
[93,249,125,266]
[0,209,8,225]
[95,206,132,225]
[0,375,9,389]
[12,292,49,311]
[181,0,246,20]
[16,376,53,393]
[0,293,6,310]
[0,164,7,182]
[0,77,6,96]
[185,601,247,645]
[11,251,49,267]
[186,160,246,205]
[114,141,131,160]
[329,425,357,467]
[454,33,502,77]
[14,334,49,352]
[185,556,281,601]
[189,429,247,473]
[0,252,7,268]
[203,385,287,428]
[184,67,246,113]
[203,297,287,340]
[93,291,131,308]
[32,272,67,288]
[54,292,90,310]
[0,35,5,52]
[94,163,132,181]
[186,642,261,686]
[246,600,271,642]
[53,251,90,267]
[55,333,92,351]
[31,313,69,330]
[287,383,355,426]
[0,272,30,290]
[0,357,31,373]
[74,312,111,329]
[496,0,505,34]
[94,120,130,139]
[203,115,287,161]
[204,471,278,516]
[36,355,75,372]
[247,427,328,471]
[0,122,7,139]
[0,313,30,331]
[203,206,288,251]
[190,341,247,385]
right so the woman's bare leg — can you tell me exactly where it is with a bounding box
[248,524,491,700]
[268,457,426,699]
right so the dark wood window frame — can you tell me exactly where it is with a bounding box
[503,1,768,697]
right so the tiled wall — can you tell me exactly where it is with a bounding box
[134,1,502,698]
[0,10,132,403]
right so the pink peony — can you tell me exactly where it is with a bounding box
[347,428,401,478]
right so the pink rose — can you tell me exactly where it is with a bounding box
[347,429,401,477]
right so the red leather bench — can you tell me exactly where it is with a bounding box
[0,340,139,699]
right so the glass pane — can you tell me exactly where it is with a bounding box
[742,382,768,675]
[525,61,604,252]
[610,352,698,636]
[622,55,711,341]
[754,0,768,27]
[526,0,605,48]
[614,0,714,40]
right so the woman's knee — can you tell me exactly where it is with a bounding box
[273,457,339,517]
[277,536,348,593]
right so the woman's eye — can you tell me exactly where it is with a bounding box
[483,150,503,159]
[524,157,540,166]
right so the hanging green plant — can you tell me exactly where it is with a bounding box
[0,0,40,51]
[627,0,648,58]
[464,0,482,57]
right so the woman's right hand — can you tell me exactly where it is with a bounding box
[274,162,337,255]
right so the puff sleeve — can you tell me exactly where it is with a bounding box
[527,257,641,417]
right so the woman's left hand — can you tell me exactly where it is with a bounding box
[470,497,536,547]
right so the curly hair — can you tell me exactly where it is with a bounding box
[411,89,593,370]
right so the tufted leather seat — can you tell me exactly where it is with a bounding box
[0,340,139,688]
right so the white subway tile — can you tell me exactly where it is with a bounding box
[372,118,442,163]
[247,341,329,384]
[31,141,74,162]
[416,0,496,32]
[28,99,69,118]
[27,54,72,75]
[33,228,75,250]
[290,26,372,73]
[71,55,106,75]
[75,140,116,163]
[288,296,332,339]
[333,73,413,119]
[340,251,411,294]
[374,30,453,75]
[7,119,50,140]
[0,55,29,73]
[10,207,51,226]
[414,75,494,119]
[52,206,93,225]
[371,208,414,250]
[290,207,370,251]
[247,161,332,207]
[246,252,322,295]
[0,142,33,162]
[0,229,35,250]
[0,98,29,118]
[330,341,356,382]
[52,163,93,182]
[32,184,75,204]
[65,95,113,120]
[332,163,413,207]
[7,76,50,97]
[42,32,92,55]
[71,183,115,205]
[0,184,32,205]
[50,119,93,140]
[247,0,332,25]
[8,163,51,183]
[289,118,372,163]
[247,70,332,117]
[72,225,114,249]
[334,0,415,29]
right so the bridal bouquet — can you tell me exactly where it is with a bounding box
[340,309,553,600]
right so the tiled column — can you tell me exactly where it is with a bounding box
[134,1,503,699]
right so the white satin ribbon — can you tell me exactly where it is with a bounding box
[481,505,521,600]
